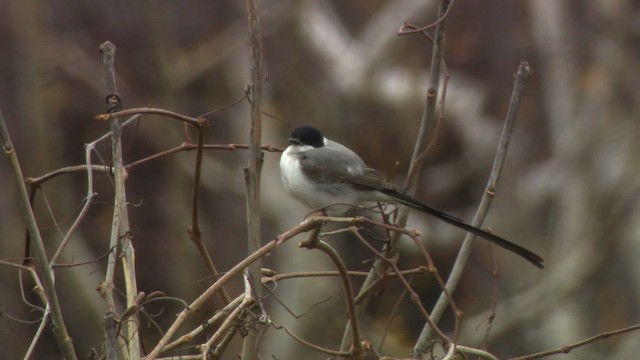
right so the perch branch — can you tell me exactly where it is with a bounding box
[145,215,323,360]
[341,0,453,352]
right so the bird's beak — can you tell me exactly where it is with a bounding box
[288,138,300,145]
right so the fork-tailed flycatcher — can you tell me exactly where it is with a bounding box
[279,126,544,268]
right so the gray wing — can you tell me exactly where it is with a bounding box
[299,141,401,192]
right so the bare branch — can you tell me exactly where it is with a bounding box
[413,61,534,357]
[299,235,366,359]
[241,0,265,359]
[187,116,231,305]
[162,295,244,352]
[510,324,640,360]
[145,215,323,360]
[342,0,454,354]
[100,40,141,359]
[96,107,206,127]
[0,109,77,359]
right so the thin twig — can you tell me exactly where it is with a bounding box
[298,237,366,359]
[341,0,453,352]
[144,215,322,360]
[49,191,97,266]
[25,141,281,191]
[442,344,498,360]
[350,229,450,344]
[0,259,32,271]
[23,266,52,360]
[96,107,206,127]
[147,215,426,359]
[198,93,249,119]
[397,0,456,36]
[261,267,428,283]
[378,274,414,353]
[412,62,534,357]
[241,0,264,358]
[162,295,244,352]
[25,164,111,186]
[210,326,238,360]
[186,120,232,305]
[510,324,640,360]
[100,40,141,360]
[402,227,460,318]
[198,294,254,356]
[124,142,281,172]
[278,324,351,357]
[0,109,78,359]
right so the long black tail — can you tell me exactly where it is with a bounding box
[385,190,544,268]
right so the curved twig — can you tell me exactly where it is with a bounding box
[96,107,207,127]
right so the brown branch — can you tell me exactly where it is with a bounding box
[23,267,54,359]
[24,142,281,191]
[405,2,450,191]
[96,107,207,127]
[241,0,265,359]
[413,61,535,357]
[299,236,366,359]
[162,295,244,353]
[397,0,456,36]
[481,262,501,350]
[187,121,231,305]
[25,165,112,187]
[342,0,453,353]
[210,326,237,360]
[125,142,282,172]
[0,109,78,359]
[198,93,249,119]
[52,245,117,268]
[261,267,428,283]
[198,294,254,356]
[100,40,141,359]
[398,22,435,43]
[402,227,460,318]
[350,228,450,345]
[0,259,33,272]
[378,274,414,353]
[145,215,323,360]
[510,324,640,360]
[279,324,351,357]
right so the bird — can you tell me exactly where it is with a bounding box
[279,126,544,268]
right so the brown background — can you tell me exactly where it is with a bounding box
[0,1,639,359]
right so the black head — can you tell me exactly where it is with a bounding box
[289,126,324,148]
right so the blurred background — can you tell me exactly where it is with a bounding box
[1,0,639,359]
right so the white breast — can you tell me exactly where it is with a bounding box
[279,146,358,210]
